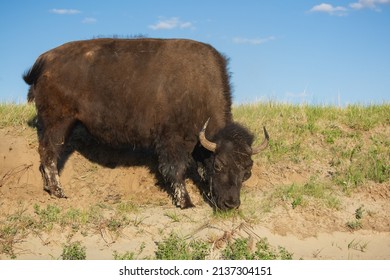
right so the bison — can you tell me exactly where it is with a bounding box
[23,38,269,211]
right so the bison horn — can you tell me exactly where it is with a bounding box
[199,118,217,152]
[251,126,270,155]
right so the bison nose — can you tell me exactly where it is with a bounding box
[224,199,240,210]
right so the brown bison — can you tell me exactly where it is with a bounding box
[23,38,269,210]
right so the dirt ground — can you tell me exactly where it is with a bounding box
[0,127,389,260]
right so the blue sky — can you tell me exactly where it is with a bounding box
[0,0,389,105]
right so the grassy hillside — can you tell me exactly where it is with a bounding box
[0,103,36,128]
[234,102,390,214]
[1,101,389,190]
[0,102,389,259]
[1,102,389,191]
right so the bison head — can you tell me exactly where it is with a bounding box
[199,119,269,211]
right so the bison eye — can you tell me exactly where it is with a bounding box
[213,158,225,172]
[243,171,251,182]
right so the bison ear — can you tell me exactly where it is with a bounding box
[251,126,269,155]
[199,118,217,152]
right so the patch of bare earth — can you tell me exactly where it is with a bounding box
[1,128,389,259]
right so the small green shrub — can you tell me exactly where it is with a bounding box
[155,233,210,260]
[113,250,136,260]
[222,237,293,260]
[33,204,61,231]
[355,206,364,220]
[61,241,87,260]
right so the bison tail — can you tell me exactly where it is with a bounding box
[23,58,45,102]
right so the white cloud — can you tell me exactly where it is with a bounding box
[350,0,390,10]
[233,36,276,45]
[82,17,97,24]
[309,3,348,16]
[50,9,81,15]
[149,17,193,30]
[309,1,390,16]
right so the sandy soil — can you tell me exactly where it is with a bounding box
[0,127,389,260]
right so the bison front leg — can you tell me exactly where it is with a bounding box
[172,182,194,209]
[157,147,195,209]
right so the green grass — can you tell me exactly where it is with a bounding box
[113,250,136,260]
[0,103,36,129]
[164,211,182,222]
[155,232,210,260]
[113,242,146,260]
[0,205,33,259]
[0,200,138,259]
[348,239,369,252]
[346,206,366,231]
[234,102,390,190]
[221,237,293,260]
[234,102,389,214]
[346,219,362,231]
[262,177,341,211]
[33,204,62,231]
[332,134,389,192]
[146,233,293,260]
[61,241,87,260]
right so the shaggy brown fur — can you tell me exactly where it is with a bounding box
[24,38,266,210]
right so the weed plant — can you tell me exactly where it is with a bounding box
[222,237,293,260]
[61,241,87,260]
[155,232,210,260]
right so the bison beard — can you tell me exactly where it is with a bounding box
[23,38,269,211]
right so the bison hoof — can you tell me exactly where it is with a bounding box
[176,199,195,209]
[174,188,195,209]
[44,185,67,198]
[179,197,195,209]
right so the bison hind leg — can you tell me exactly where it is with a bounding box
[37,117,76,198]
[40,162,67,198]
